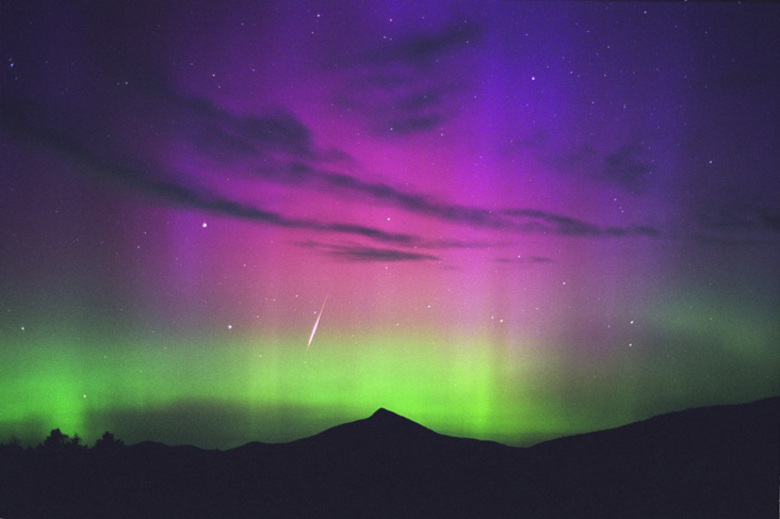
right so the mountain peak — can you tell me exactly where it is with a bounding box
[292,408,443,450]
[367,408,423,428]
[370,407,400,419]
[364,408,437,437]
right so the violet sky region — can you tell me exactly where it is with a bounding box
[1,1,778,448]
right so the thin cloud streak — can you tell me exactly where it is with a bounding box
[298,241,440,263]
[495,255,555,265]
[503,208,661,238]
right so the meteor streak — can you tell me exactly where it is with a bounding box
[306,294,328,352]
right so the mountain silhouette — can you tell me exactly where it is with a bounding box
[1,397,777,518]
[367,407,435,431]
[520,397,780,518]
[295,407,439,447]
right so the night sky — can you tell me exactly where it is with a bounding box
[2,1,778,448]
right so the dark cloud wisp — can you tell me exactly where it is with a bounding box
[502,208,661,238]
[603,144,654,193]
[522,135,657,194]
[345,21,480,67]
[297,241,440,263]
[494,255,555,265]
[334,22,480,137]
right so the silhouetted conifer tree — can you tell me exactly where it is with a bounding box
[41,428,69,449]
[94,431,125,451]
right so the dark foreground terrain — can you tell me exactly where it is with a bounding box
[1,397,778,518]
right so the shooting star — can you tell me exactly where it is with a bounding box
[306,294,329,352]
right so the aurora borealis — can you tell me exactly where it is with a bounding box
[1,1,778,448]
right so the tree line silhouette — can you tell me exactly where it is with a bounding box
[1,428,128,473]
[1,428,126,452]
[1,429,132,518]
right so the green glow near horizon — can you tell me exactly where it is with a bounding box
[1,327,577,447]
[3,300,777,449]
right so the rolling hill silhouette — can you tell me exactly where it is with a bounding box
[1,397,777,518]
